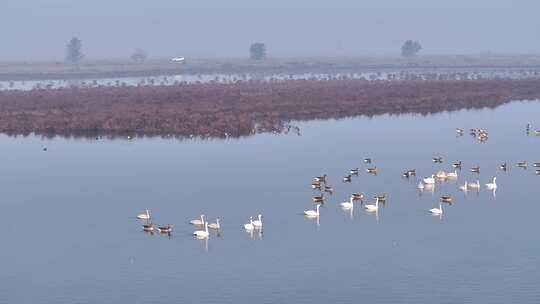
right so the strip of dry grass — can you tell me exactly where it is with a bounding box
[0,79,539,138]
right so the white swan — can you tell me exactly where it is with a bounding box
[417,182,425,190]
[447,170,458,178]
[423,175,435,184]
[244,217,255,230]
[304,204,321,217]
[436,170,447,179]
[252,214,263,228]
[208,218,220,230]
[468,180,480,189]
[339,196,354,209]
[190,214,205,226]
[429,204,443,215]
[485,177,497,190]
[193,222,209,238]
[364,198,379,212]
[459,181,468,192]
[137,209,150,220]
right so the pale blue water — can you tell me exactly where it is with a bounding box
[1,100,539,303]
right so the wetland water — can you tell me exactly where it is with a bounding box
[1,100,540,303]
[1,68,539,91]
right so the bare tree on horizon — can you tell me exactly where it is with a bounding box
[250,42,266,60]
[66,37,84,64]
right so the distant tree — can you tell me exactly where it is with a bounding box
[250,42,266,60]
[66,37,84,63]
[401,40,422,57]
[130,49,147,63]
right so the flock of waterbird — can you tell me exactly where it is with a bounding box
[134,124,539,239]
[136,209,264,239]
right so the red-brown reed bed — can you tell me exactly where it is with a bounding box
[0,79,539,138]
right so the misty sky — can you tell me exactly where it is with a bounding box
[2,0,539,60]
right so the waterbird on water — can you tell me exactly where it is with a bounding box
[157,224,173,233]
[252,214,263,228]
[137,209,150,220]
[440,195,452,203]
[313,193,325,203]
[364,198,379,212]
[485,177,497,190]
[447,170,458,178]
[429,204,443,215]
[403,169,416,177]
[143,223,154,231]
[432,157,443,163]
[324,185,334,194]
[304,204,321,217]
[351,193,364,201]
[208,218,221,230]
[339,197,354,209]
[452,161,462,169]
[436,170,447,179]
[366,167,378,174]
[244,217,255,230]
[468,180,480,189]
[516,161,528,169]
[314,174,327,183]
[193,222,209,238]
[423,175,435,184]
[190,214,205,226]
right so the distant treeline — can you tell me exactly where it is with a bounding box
[0,79,539,138]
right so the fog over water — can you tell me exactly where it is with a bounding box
[2,0,539,60]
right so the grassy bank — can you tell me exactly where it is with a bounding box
[2,55,540,81]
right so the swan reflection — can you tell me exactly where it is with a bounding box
[246,228,264,240]
[195,235,209,252]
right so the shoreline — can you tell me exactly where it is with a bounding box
[2,55,540,81]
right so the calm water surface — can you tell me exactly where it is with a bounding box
[1,101,540,304]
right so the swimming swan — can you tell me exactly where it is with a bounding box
[193,222,209,238]
[137,209,150,220]
[190,214,205,226]
[339,197,354,209]
[446,170,458,178]
[244,217,255,230]
[364,198,379,212]
[429,204,443,215]
[468,180,480,189]
[252,214,263,228]
[208,218,221,230]
[304,204,321,217]
[485,177,497,190]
